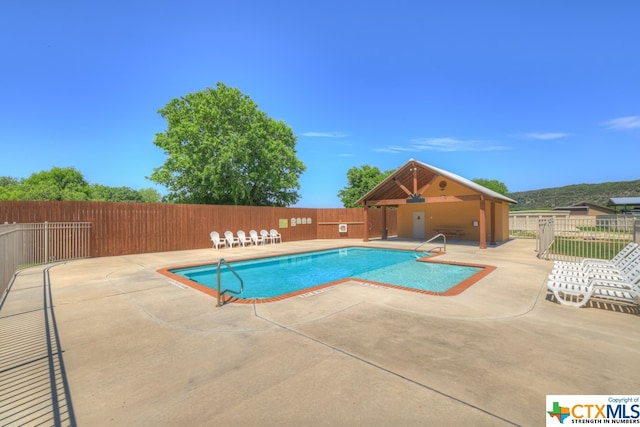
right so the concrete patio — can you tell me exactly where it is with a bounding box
[1,238,638,426]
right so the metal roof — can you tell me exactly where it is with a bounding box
[554,201,616,213]
[356,159,517,206]
[554,205,589,211]
[607,197,640,206]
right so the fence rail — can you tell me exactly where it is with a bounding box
[536,216,637,262]
[1,222,92,300]
[1,224,22,301]
[509,211,570,238]
[0,201,397,257]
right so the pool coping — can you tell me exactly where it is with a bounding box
[157,245,497,304]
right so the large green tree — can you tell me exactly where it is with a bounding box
[90,184,161,203]
[0,177,21,200]
[472,178,509,196]
[19,167,91,201]
[150,83,306,206]
[0,167,162,202]
[338,165,395,207]
[137,188,163,203]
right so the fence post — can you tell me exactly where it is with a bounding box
[44,221,49,263]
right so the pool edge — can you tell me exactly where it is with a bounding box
[156,247,496,304]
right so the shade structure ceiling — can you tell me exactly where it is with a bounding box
[357,159,517,207]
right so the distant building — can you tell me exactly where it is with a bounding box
[553,201,616,216]
[607,197,640,215]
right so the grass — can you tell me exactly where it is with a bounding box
[576,226,632,234]
[509,230,537,239]
[550,237,629,259]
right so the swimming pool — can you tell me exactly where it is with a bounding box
[164,247,493,302]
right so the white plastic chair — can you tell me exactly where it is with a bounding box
[249,230,264,245]
[236,230,252,247]
[260,229,272,244]
[210,231,227,249]
[224,231,239,248]
[270,229,282,244]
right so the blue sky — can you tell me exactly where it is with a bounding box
[2,1,639,207]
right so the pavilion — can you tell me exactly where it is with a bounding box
[357,159,517,248]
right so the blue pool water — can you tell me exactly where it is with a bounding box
[170,247,482,299]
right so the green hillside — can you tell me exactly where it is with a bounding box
[508,179,640,211]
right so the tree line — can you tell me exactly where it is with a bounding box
[508,180,640,211]
[0,167,161,203]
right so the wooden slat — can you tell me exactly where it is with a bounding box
[0,201,397,257]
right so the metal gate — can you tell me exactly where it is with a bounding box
[536,216,636,262]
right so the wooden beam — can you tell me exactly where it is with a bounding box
[490,201,496,245]
[416,174,438,195]
[423,196,466,204]
[425,194,482,203]
[365,199,407,206]
[363,206,369,242]
[479,197,487,249]
[392,177,413,197]
[364,194,483,206]
[382,206,387,239]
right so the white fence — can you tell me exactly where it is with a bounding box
[535,216,637,262]
[0,222,91,302]
[509,211,571,238]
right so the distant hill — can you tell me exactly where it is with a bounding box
[508,179,640,210]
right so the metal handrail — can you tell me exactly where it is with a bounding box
[216,258,244,307]
[415,233,447,257]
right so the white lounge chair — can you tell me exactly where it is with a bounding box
[249,230,264,245]
[553,242,639,271]
[260,229,272,244]
[224,231,239,248]
[236,230,252,247]
[551,249,640,279]
[210,231,227,249]
[270,229,282,243]
[547,276,640,308]
[547,261,640,307]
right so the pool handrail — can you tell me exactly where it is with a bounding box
[216,258,244,307]
[415,233,447,257]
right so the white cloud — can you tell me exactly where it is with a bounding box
[603,116,640,130]
[299,131,349,138]
[523,132,570,140]
[375,137,508,153]
[373,145,416,153]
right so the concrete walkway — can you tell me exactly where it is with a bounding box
[1,238,638,426]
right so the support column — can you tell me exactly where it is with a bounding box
[479,197,487,249]
[363,206,369,242]
[382,206,387,240]
[490,201,496,246]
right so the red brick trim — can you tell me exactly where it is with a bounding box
[157,246,496,304]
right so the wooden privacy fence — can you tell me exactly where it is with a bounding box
[0,201,397,258]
